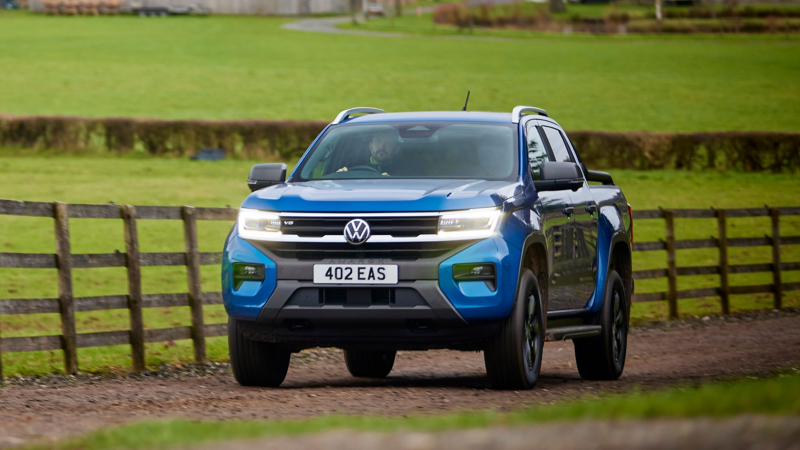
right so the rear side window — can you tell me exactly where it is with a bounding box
[525,123,548,180]
[542,126,573,163]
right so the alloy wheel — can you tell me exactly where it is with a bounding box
[524,291,541,373]
[611,287,626,363]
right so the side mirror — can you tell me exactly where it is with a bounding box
[533,161,583,192]
[586,169,614,185]
[247,163,287,192]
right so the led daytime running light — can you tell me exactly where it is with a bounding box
[238,208,282,239]
[438,208,501,237]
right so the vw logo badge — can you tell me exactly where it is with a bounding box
[344,219,370,245]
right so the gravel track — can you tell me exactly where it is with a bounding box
[1,314,799,447]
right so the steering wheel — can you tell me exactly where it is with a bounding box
[346,165,383,174]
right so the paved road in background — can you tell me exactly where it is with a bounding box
[281,5,518,41]
[282,16,407,37]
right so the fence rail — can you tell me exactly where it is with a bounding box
[630,206,799,316]
[0,199,798,377]
[0,199,236,378]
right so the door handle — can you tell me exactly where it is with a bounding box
[562,206,574,217]
[585,204,597,215]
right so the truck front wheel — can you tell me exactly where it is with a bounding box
[574,269,628,380]
[228,318,291,387]
[484,269,544,390]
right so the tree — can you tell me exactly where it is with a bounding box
[655,0,663,26]
[549,0,565,14]
[351,0,359,25]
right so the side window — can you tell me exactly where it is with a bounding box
[525,123,549,180]
[542,126,573,163]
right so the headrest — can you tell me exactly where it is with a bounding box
[477,134,513,178]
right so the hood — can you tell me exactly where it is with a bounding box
[240,179,522,213]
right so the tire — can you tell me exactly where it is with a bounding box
[484,269,545,390]
[228,318,291,387]
[573,269,628,380]
[343,350,396,378]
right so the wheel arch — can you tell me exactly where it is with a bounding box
[520,233,549,317]
[590,204,631,313]
[609,239,633,315]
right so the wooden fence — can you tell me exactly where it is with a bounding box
[0,199,236,378]
[630,207,800,317]
[0,199,798,378]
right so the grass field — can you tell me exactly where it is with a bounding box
[0,154,798,377]
[38,371,800,449]
[0,11,799,132]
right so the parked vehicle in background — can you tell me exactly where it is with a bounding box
[190,148,226,161]
[131,2,207,16]
[364,3,385,17]
[223,106,634,389]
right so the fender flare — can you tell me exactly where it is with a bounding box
[516,231,549,313]
[606,230,633,305]
[591,205,632,313]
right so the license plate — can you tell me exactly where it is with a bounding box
[313,264,398,285]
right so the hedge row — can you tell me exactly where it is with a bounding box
[431,3,800,34]
[0,114,328,161]
[1,114,799,172]
[569,131,800,172]
[659,7,800,19]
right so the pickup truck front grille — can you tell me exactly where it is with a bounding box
[257,241,472,261]
[280,216,439,238]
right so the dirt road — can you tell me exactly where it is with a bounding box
[1,314,799,446]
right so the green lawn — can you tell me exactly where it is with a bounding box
[0,11,799,132]
[37,371,800,450]
[0,155,798,376]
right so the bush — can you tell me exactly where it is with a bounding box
[570,131,800,172]
[0,114,328,160]
[1,115,799,171]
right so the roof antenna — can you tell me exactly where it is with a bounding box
[461,91,470,111]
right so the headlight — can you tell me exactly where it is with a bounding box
[238,209,281,239]
[438,207,501,238]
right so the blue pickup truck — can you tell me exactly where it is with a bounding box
[222,106,634,390]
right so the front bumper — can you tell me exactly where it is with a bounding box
[222,233,520,348]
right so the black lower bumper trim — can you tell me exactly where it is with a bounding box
[239,319,500,351]
[257,280,467,326]
[248,279,491,350]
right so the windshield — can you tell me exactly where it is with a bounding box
[294,122,518,181]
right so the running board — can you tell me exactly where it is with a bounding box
[545,325,602,341]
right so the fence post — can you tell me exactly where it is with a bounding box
[181,206,206,365]
[120,205,145,372]
[664,210,678,319]
[770,208,782,309]
[54,202,78,375]
[716,209,730,315]
[0,319,3,379]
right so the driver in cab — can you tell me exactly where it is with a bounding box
[337,130,400,176]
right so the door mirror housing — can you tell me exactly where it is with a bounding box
[247,163,287,192]
[533,161,583,192]
[586,169,614,185]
